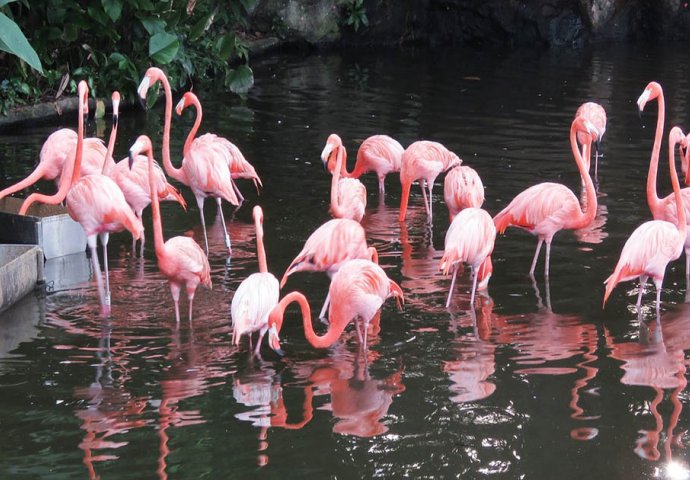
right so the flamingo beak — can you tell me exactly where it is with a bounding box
[137,76,150,109]
[268,325,284,356]
[175,97,185,116]
[321,143,333,171]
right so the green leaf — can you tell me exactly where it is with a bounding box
[101,0,122,22]
[216,33,236,60]
[140,17,165,35]
[87,5,110,26]
[226,65,253,94]
[189,11,215,41]
[0,0,18,8]
[149,32,179,64]
[0,12,43,74]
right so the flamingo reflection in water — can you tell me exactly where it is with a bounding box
[605,305,690,463]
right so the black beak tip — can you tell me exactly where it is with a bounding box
[273,347,285,357]
[113,114,119,128]
[138,97,147,110]
[128,151,135,170]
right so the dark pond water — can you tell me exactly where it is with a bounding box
[2,43,690,479]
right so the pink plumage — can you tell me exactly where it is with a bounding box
[443,165,485,221]
[322,134,367,222]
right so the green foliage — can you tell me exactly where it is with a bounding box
[0,0,256,115]
[342,0,368,32]
[0,0,43,74]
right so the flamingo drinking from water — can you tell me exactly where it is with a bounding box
[137,68,239,256]
[603,126,687,313]
[129,134,212,323]
[443,165,484,221]
[268,259,403,354]
[493,116,600,278]
[398,140,461,224]
[321,134,367,222]
[230,206,280,356]
[575,102,606,177]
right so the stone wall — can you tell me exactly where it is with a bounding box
[248,0,690,48]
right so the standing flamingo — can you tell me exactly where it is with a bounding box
[398,141,461,223]
[19,81,143,313]
[129,135,212,323]
[100,91,187,256]
[322,134,404,194]
[493,116,600,277]
[603,126,687,313]
[280,218,378,320]
[439,208,496,307]
[321,134,366,222]
[137,68,239,256]
[231,206,280,356]
[638,82,690,285]
[268,259,403,353]
[443,165,484,221]
[176,91,262,203]
[575,102,606,177]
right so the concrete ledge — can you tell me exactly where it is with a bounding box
[0,245,43,314]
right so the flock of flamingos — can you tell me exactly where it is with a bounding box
[1,68,687,358]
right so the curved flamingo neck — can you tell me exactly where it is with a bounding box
[330,146,347,218]
[669,134,687,238]
[255,215,268,273]
[155,71,185,184]
[146,146,167,256]
[102,112,118,176]
[182,96,202,157]
[569,123,597,229]
[274,292,345,349]
[647,90,665,215]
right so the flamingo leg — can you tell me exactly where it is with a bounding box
[685,249,690,292]
[529,238,544,276]
[216,198,232,255]
[232,181,245,205]
[427,179,435,223]
[255,328,267,357]
[196,196,210,256]
[420,180,429,216]
[99,232,111,306]
[469,266,478,306]
[170,284,181,323]
[653,278,663,315]
[445,267,459,308]
[636,275,649,312]
[88,236,108,314]
[378,175,385,194]
[544,240,552,278]
[318,292,331,323]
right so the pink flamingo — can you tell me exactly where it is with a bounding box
[323,134,404,194]
[604,126,687,313]
[575,102,606,177]
[493,116,600,277]
[176,91,262,203]
[443,165,484,221]
[100,92,187,256]
[321,134,366,222]
[439,207,496,307]
[638,82,690,284]
[268,259,403,353]
[19,81,143,313]
[129,135,212,323]
[230,206,280,356]
[137,68,239,256]
[680,133,690,184]
[398,140,461,223]
[280,218,378,320]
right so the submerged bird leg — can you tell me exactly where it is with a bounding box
[254,330,266,357]
[318,292,331,323]
[216,198,232,255]
[427,180,435,223]
[654,278,663,315]
[636,275,648,312]
[420,179,429,216]
[171,284,181,323]
[529,238,544,276]
[196,196,210,256]
[100,232,111,306]
[685,250,690,292]
[445,267,459,309]
[544,240,552,278]
[378,175,385,194]
[88,237,108,315]
[469,266,478,306]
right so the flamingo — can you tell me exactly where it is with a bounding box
[176,91,262,203]
[19,81,143,313]
[280,218,378,320]
[230,205,280,356]
[398,140,461,224]
[603,126,687,313]
[638,82,690,285]
[129,134,212,323]
[323,134,404,194]
[439,207,496,307]
[268,259,403,353]
[100,91,187,256]
[321,134,366,222]
[137,67,239,256]
[493,116,600,277]
[575,102,606,177]
[443,165,484,221]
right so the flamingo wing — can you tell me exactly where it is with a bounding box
[231,272,280,342]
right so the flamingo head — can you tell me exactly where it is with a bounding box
[175,91,198,116]
[252,205,264,226]
[111,91,120,128]
[477,256,493,291]
[389,280,404,311]
[137,67,165,108]
[447,152,462,169]
[77,80,89,118]
[670,126,685,150]
[573,117,600,151]
[321,133,343,173]
[267,322,284,357]
[637,81,662,112]
[129,135,153,170]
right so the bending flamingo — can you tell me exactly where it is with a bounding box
[321,134,366,222]
[100,91,186,256]
[20,81,143,313]
[138,68,239,256]
[638,81,690,285]
[443,165,484,221]
[268,259,403,354]
[439,208,496,307]
[281,218,378,320]
[129,135,212,323]
[575,102,606,177]
[604,126,687,313]
[323,134,404,194]
[398,140,461,223]
[230,205,280,356]
[176,91,262,203]
[493,116,600,277]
